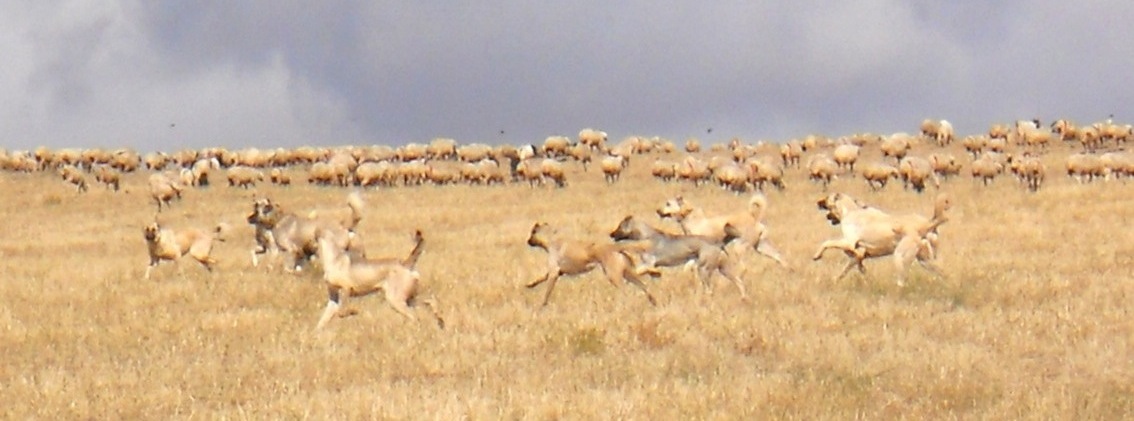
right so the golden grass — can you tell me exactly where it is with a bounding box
[3,142,1133,419]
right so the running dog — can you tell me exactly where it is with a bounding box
[610,215,749,298]
[314,226,443,330]
[657,193,791,270]
[143,220,228,279]
[246,191,364,271]
[813,192,951,285]
[526,222,657,308]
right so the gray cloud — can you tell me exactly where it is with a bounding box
[2,1,1132,152]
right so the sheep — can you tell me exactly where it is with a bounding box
[425,161,461,185]
[396,143,428,162]
[142,152,169,171]
[684,138,702,153]
[780,140,804,168]
[1100,151,1134,180]
[1066,153,1106,183]
[962,135,986,159]
[542,136,572,158]
[898,156,938,193]
[188,157,220,187]
[92,164,121,191]
[807,154,839,190]
[880,134,912,163]
[860,162,900,191]
[1077,126,1102,152]
[269,168,291,186]
[832,144,860,172]
[651,159,676,182]
[601,155,627,183]
[398,160,429,186]
[1010,154,1046,191]
[928,153,962,180]
[58,165,89,193]
[540,159,567,188]
[457,143,493,163]
[676,155,711,186]
[149,173,184,211]
[226,166,265,188]
[110,149,140,172]
[920,119,954,146]
[743,156,786,191]
[988,123,1010,140]
[969,156,1004,186]
[426,137,458,160]
[578,128,608,151]
[566,143,593,171]
[354,162,387,187]
[712,161,749,193]
[515,158,545,186]
[1051,119,1079,143]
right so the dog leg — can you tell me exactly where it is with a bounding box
[893,235,921,287]
[385,288,417,322]
[538,272,561,307]
[316,286,343,330]
[622,269,657,306]
[717,258,749,300]
[814,238,857,261]
[756,239,791,270]
[525,272,550,288]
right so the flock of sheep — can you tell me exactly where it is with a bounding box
[3,117,1131,328]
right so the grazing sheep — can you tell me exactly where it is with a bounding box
[813,193,951,286]
[188,157,220,187]
[651,159,677,182]
[354,162,387,187]
[920,119,954,146]
[711,161,749,193]
[928,153,962,180]
[860,162,900,191]
[656,194,790,270]
[457,143,493,163]
[514,158,545,186]
[744,156,786,192]
[143,152,169,171]
[989,123,1010,140]
[396,143,428,162]
[880,134,912,163]
[808,154,839,190]
[684,138,702,153]
[1010,153,1046,191]
[540,159,567,188]
[962,136,986,159]
[566,143,593,171]
[833,144,860,172]
[58,165,89,193]
[226,166,264,188]
[426,137,458,160]
[1066,153,1106,183]
[526,222,657,308]
[780,140,804,168]
[578,128,608,151]
[1100,151,1134,180]
[601,155,627,183]
[92,164,121,191]
[542,136,572,158]
[970,156,1005,186]
[898,156,938,193]
[313,227,443,330]
[676,155,711,186]
[269,168,291,186]
[148,173,184,211]
[1051,119,1079,142]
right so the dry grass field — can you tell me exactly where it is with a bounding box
[2,139,1133,419]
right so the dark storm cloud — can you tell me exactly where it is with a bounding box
[2,1,1133,151]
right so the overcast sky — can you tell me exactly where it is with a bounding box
[3,1,1133,152]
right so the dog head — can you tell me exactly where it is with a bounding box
[143,222,161,242]
[656,196,691,220]
[817,192,865,226]
[527,222,551,248]
[247,198,280,228]
[609,215,645,241]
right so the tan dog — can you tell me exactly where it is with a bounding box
[246,191,364,271]
[314,227,443,330]
[813,192,951,285]
[657,194,791,270]
[526,222,657,308]
[143,221,228,279]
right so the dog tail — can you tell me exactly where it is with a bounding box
[345,191,365,230]
[723,223,743,245]
[919,193,953,237]
[402,230,425,269]
[748,193,768,221]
